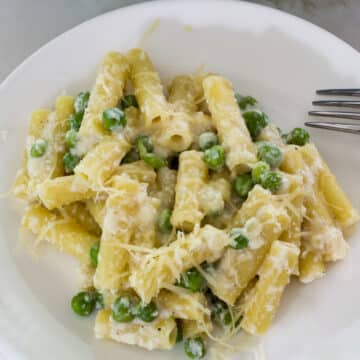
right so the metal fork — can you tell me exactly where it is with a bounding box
[305,89,360,134]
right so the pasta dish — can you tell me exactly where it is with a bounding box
[13,49,360,359]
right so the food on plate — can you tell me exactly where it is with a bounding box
[13,49,359,358]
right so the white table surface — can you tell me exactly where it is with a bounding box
[0,0,359,82]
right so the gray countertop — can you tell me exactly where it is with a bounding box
[0,0,359,82]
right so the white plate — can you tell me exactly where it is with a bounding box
[0,1,359,359]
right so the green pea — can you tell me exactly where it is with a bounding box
[286,127,310,146]
[243,110,268,139]
[257,142,283,168]
[71,291,96,316]
[135,301,158,323]
[235,94,257,110]
[203,145,226,171]
[176,320,183,343]
[74,91,90,114]
[234,173,254,199]
[251,161,270,184]
[102,108,127,132]
[177,268,206,293]
[158,209,173,233]
[136,135,153,156]
[120,95,138,109]
[184,337,206,359]
[121,148,140,164]
[212,301,232,326]
[198,132,218,151]
[30,139,48,158]
[112,296,136,323]
[135,136,166,168]
[90,242,100,267]
[261,171,282,193]
[142,153,167,169]
[63,152,80,174]
[229,228,249,249]
[65,129,79,148]
[69,112,83,131]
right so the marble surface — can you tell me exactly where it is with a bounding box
[0,0,359,82]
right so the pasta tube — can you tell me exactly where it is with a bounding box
[172,151,207,231]
[95,309,177,350]
[168,75,202,113]
[79,51,129,148]
[241,240,299,335]
[38,175,94,209]
[209,186,290,305]
[94,176,158,292]
[203,75,257,174]
[75,136,130,188]
[127,48,168,128]
[22,204,98,265]
[300,143,360,229]
[130,225,230,303]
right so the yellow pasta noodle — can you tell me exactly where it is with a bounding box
[156,112,193,152]
[300,143,360,229]
[22,204,98,265]
[85,197,107,228]
[78,51,129,149]
[52,95,75,176]
[171,151,207,231]
[182,319,213,339]
[63,202,101,236]
[209,185,290,305]
[298,248,326,284]
[302,192,348,263]
[280,144,344,277]
[158,289,209,322]
[130,225,230,303]
[155,75,205,152]
[25,96,75,196]
[94,176,159,292]
[279,173,304,247]
[13,109,51,200]
[203,75,257,173]
[112,160,156,185]
[127,48,168,128]
[168,75,202,113]
[95,309,177,350]
[198,177,231,216]
[75,136,130,188]
[241,240,299,335]
[38,175,94,209]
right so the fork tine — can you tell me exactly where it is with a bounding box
[305,122,360,134]
[308,110,360,120]
[312,100,360,108]
[316,89,360,96]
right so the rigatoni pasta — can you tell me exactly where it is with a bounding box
[203,75,257,174]
[13,49,358,358]
[79,51,129,148]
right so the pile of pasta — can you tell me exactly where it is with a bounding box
[13,49,359,358]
